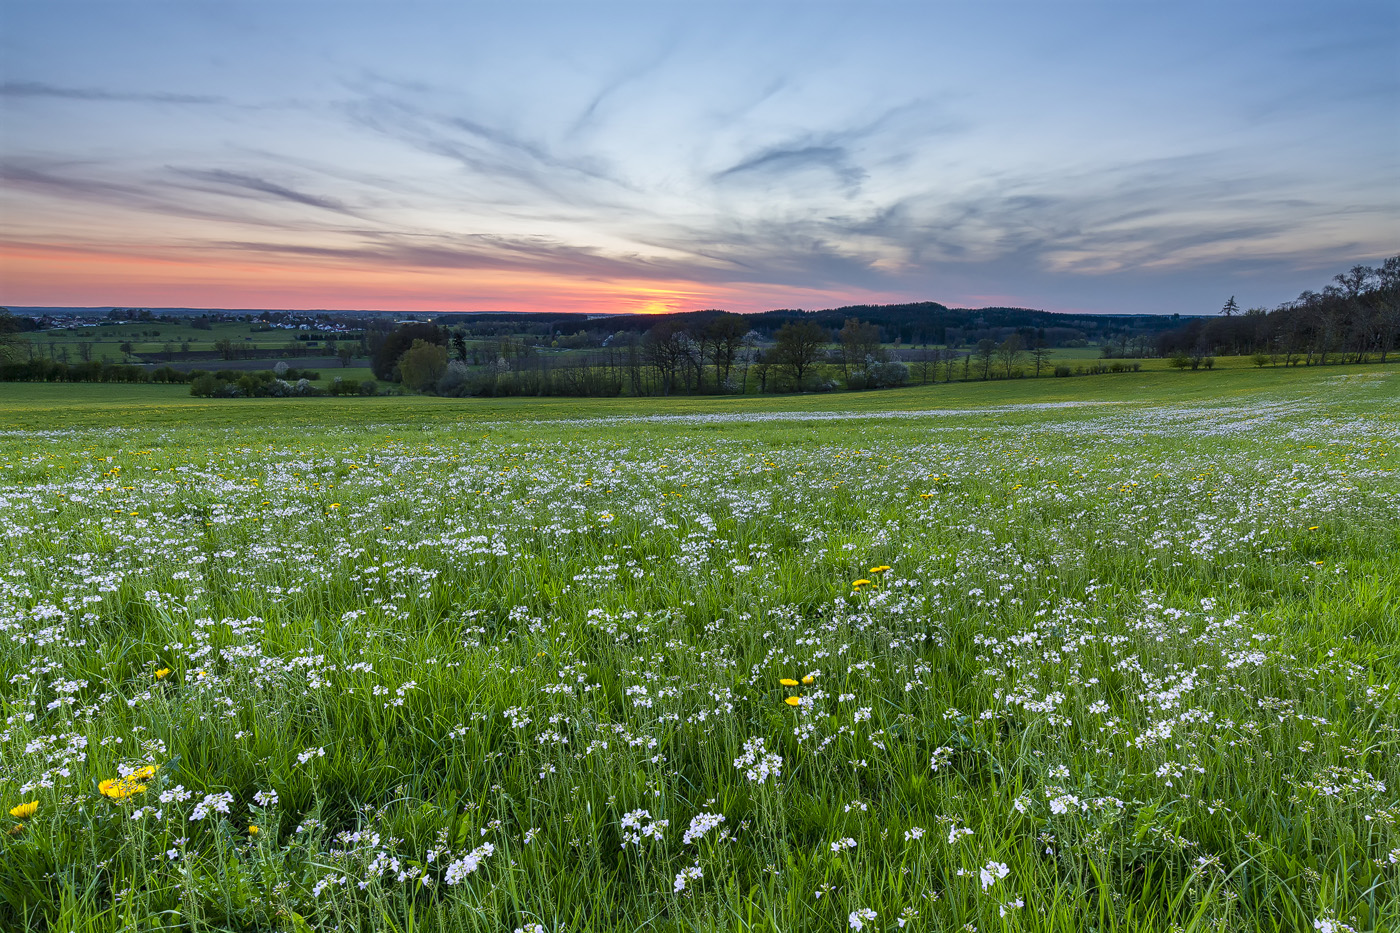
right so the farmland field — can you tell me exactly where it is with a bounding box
[0,366,1397,932]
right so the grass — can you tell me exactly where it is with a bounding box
[3,361,1394,431]
[0,364,1395,932]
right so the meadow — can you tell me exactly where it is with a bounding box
[0,365,1396,932]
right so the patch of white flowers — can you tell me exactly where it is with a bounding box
[734,736,782,784]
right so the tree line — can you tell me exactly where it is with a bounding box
[1153,257,1399,365]
[367,314,1104,398]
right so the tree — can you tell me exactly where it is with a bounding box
[838,319,883,377]
[996,334,1025,378]
[337,345,355,367]
[736,334,756,393]
[773,319,827,390]
[974,338,996,379]
[119,340,134,361]
[914,344,939,384]
[1221,296,1239,317]
[214,337,236,361]
[397,339,448,392]
[451,332,468,363]
[1029,339,1052,377]
[753,349,773,393]
[644,322,690,395]
[704,313,748,390]
[0,310,27,361]
[1374,256,1400,362]
[370,323,445,380]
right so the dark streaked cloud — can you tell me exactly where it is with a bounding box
[714,145,867,191]
[0,158,363,231]
[168,168,355,215]
[0,80,225,105]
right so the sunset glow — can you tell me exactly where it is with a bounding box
[2,2,1397,315]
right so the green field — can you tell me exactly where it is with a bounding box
[20,321,357,361]
[1,366,1396,932]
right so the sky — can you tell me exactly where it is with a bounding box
[1,1,1397,317]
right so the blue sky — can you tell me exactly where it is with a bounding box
[2,1,1396,315]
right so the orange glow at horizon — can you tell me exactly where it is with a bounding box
[0,241,912,315]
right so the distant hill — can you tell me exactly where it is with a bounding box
[436,302,1194,347]
[7,301,1195,349]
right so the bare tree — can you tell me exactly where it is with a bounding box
[773,320,828,390]
[1029,339,1052,377]
[1374,256,1400,363]
[736,334,756,393]
[704,313,749,391]
[754,349,773,393]
[644,322,689,395]
[974,338,996,379]
[996,334,1025,378]
[838,319,882,378]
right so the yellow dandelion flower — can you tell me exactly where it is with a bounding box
[9,801,37,819]
[99,777,146,799]
[869,565,891,574]
[99,764,157,800]
[852,579,871,589]
[1307,526,1319,531]
[779,678,800,687]
[784,696,802,707]
[154,668,171,679]
[801,675,815,685]
[248,825,260,835]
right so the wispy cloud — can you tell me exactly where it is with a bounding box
[714,145,867,191]
[0,158,361,231]
[0,80,224,105]
[168,167,355,215]
[341,85,632,211]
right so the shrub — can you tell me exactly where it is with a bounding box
[1054,365,1072,377]
[437,360,471,396]
[189,373,219,397]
